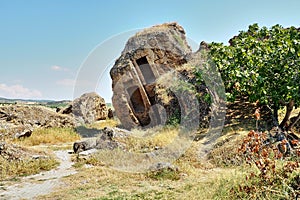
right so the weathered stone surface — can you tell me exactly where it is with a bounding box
[0,141,41,161]
[73,127,128,153]
[73,139,97,153]
[110,22,193,129]
[64,92,108,124]
[0,105,75,139]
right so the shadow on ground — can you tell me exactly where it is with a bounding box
[75,126,102,138]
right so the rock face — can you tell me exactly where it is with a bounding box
[69,92,108,124]
[110,22,193,129]
[0,105,75,139]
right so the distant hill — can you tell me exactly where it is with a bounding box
[0,97,112,109]
[0,97,71,108]
[0,97,52,103]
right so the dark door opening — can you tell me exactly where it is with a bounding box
[127,86,145,113]
[136,56,156,84]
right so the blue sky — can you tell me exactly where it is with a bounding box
[0,0,300,102]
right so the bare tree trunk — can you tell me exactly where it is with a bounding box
[279,100,294,129]
[287,111,300,131]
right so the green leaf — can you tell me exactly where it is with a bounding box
[208,23,300,111]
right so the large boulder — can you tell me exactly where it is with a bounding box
[110,22,193,129]
[71,92,108,124]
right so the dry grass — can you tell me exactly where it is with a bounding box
[54,124,239,199]
[37,162,235,200]
[14,127,80,146]
[87,119,120,130]
[33,123,251,199]
[1,127,78,181]
[72,126,184,173]
[0,153,58,181]
[56,117,251,199]
[123,126,179,152]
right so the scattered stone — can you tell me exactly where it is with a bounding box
[0,105,75,139]
[154,146,161,150]
[0,142,39,161]
[100,127,114,140]
[32,155,48,159]
[15,129,32,139]
[0,142,6,152]
[80,180,89,184]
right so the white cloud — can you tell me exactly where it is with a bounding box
[51,65,69,72]
[0,83,42,99]
[56,79,75,87]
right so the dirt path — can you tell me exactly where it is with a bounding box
[0,150,77,200]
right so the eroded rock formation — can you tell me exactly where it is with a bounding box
[110,22,194,129]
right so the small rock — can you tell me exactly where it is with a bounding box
[32,155,48,159]
[154,146,161,150]
[73,139,97,153]
[80,180,89,184]
[0,142,6,151]
[15,129,32,139]
[101,127,114,140]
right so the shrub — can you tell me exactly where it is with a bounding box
[219,129,300,199]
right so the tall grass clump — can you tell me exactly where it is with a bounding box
[16,127,80,146]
